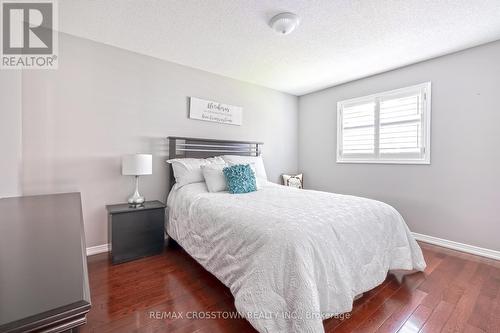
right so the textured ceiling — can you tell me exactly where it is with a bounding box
[59,0,500,95]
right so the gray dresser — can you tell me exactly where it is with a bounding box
[0,193,91,333]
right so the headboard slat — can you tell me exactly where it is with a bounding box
[176,149,256,153]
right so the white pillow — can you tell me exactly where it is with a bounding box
[167,156,224,188]
[221,155,267,180]
[201,163,228,193]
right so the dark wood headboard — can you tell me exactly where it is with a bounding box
[167,136,264,191]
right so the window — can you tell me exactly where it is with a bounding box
[337,82,431,164]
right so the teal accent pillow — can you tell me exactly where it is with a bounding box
[223,164,257,194]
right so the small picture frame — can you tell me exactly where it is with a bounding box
[282,173,303,189]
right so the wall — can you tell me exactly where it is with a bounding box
[21,33,298,248]
[0,71,22,198]
[299,41,500,251]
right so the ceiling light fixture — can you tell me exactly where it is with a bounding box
[269,12,300,35]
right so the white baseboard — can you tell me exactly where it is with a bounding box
[85,234,500,261]
[86,243,110,256]
[412,232,500,261]
[86,235,169,256]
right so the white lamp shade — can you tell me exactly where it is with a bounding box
[122,154,152,176]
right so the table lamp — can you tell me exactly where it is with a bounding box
[122,154,152,207]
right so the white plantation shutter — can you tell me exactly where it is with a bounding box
[379,93,423,156]
[341,102,375,155]
[337,82,431,164]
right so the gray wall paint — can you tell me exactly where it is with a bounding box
[298,41,500,251]
[21,33,298,248]
[0,72,22,198]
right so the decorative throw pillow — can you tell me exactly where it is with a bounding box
[223,164,257,194]
[226,161,264,189]
[282,173,303,189]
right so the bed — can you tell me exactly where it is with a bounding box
[165,137,426,333]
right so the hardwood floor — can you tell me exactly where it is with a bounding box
[82,242,500,333]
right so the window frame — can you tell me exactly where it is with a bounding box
[336,82,431,165]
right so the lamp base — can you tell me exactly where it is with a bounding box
[128,176,145,208]
[128,194,145,208]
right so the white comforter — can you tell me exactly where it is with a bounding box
[167,182,426,333]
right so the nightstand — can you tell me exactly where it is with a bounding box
[106,200,166,264]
